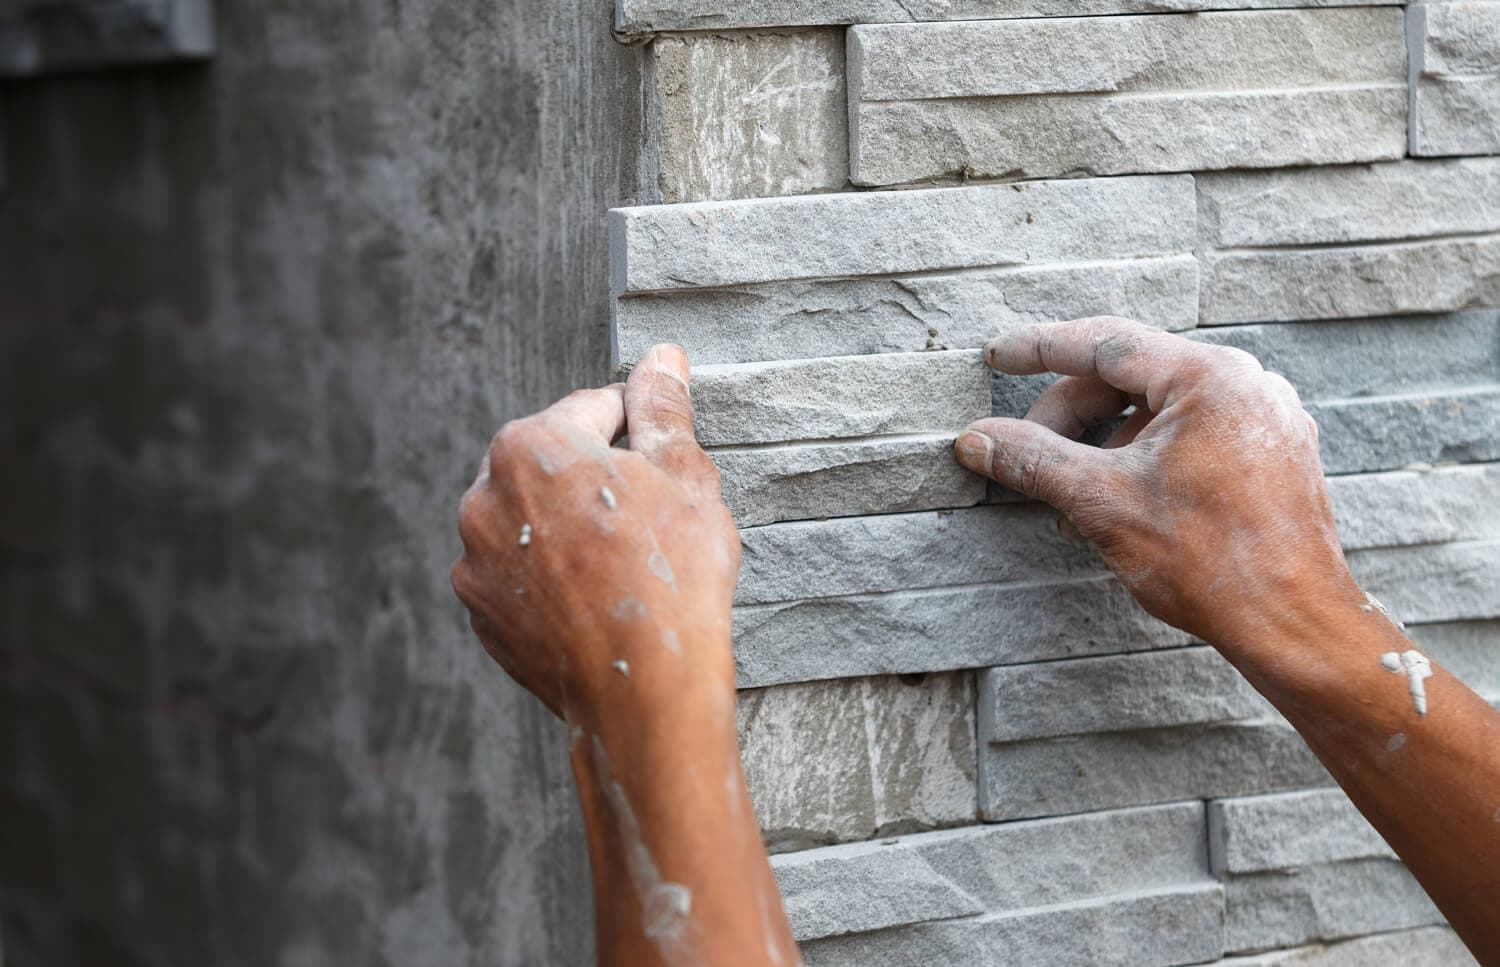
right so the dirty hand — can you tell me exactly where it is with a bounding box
[955,316,1360,650]
[452,345,739,721]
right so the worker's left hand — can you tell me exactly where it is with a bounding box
[451,345,740,722]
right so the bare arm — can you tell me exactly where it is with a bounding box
[451,345,798,967]
[955,316,1500,962]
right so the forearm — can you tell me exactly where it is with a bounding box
[568,648,798,967]
[1216,580,1500,960]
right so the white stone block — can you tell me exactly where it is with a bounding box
[692,350,989,447]
[1224,859,1444,953]
[1197,159,1500,248]
[772,803,1207,941]
[798,882,1225,967]
[1208,790,1393,876]
[980,717,1332,821]
[652,30,848,204]
[617,0,1400,35]
[738,672,976,852]
[1327,465,1500,552]
[1348,540,1500,628]
[1201,235,1500,325]
[1409,2,1500,157]
[616,255,1199,366]
[1406,620,1500,699]
[609,176,1194,295]
[980,647,1271,743]
[848,10,1406,184]
[716,435,986,528]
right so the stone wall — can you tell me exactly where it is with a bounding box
[617,2,1498,964]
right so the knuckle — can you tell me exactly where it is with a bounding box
[490,419,533,460]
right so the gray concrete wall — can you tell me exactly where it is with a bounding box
[0,2,644,964]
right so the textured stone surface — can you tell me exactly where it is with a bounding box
[692,350,989,446]
[0,0,214,76]
[1201,235,1500,325]
[1208,790,1392,876]
[734,575,1193,688]
[980,647,1271,743]
[979,717,1331,821]
[1308,388,1500,475]
[1191,312,1500,404]
[609,175,1195,294]
[772,802,1206,941]
[616,255,1199,365]
[848,10,1406,184]
[1224,859,1445,953]
[732,539,1500,687]
[716,435,986,528]
[1197,159,1500,248]
[1409,2,1500,157]
[798,882,1226,967]
[1327,465,1500,552]
[737,672,977,853]
[617,0,1399,33]
[1214,927,1477,965]
[652,29,847,203]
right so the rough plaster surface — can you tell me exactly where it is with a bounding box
[0,2,644,963]
[1409,2,1500,157]
[617,0,1399,33]
[0,0,214,76]
[737,672,977,853]
[652,29,847,202]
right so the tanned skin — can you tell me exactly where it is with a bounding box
[453,320,1500,966]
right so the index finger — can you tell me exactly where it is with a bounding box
[985,316,1213,412]
[537,384,628,446]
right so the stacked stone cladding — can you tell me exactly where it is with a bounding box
[614,3,1498,963]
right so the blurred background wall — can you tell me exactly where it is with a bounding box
[0,2,644,962]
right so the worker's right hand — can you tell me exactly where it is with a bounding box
[954,316,1363,652]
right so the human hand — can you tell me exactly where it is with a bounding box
[954,316,1360,649]
[451,345,740,722]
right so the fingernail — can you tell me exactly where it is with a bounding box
[644,344,691,389]
[955,430,994,471]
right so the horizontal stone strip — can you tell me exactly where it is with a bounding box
[1311,387,1500,475]
[732,540,1500,687]
[798,882,1225,967]
[1406,619,1500,698]
[617,255,1198,366]
[734,464,1500,605]
[979,646,1271,743]
[1197,158,1500,248]
[1200,234,1500,325]
[1409,2,1500,158]
[849,10,1403,101]
[1212,927,1476,966]
[692,350,989,447]
[979,716,1331,821]
[716,435,986,528]
[851,86,1406,186]
[771,802,1205,941]
[609,175,1195,293]
[1224,859,1445,954]
[1190,311,1500,403]
[616,0,1399,34]
[1208,789,1392,876]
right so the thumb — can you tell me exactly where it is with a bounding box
[955,418,1107,513]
